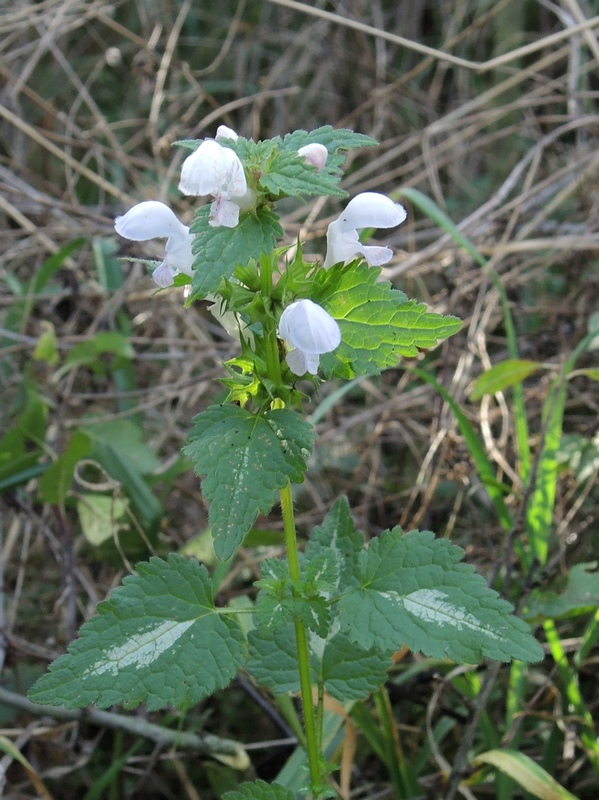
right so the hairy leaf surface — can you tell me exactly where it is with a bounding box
[248,625,390,701]
[259,150,346,198]
[338,529,544,663]
[29,555,245,710]
[184,405,315,560]
[313,263,461,377]
[223,781,296,800]
[189,206,282,300]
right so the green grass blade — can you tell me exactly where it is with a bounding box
[474,748,581,799]
[544,619,599,774]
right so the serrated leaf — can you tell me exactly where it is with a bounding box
[313,263,461,377]
[281,126,378,155]
[259,150,346,199]
[256,555,332,636]
[319,633,391,701]
[248,625,390,701]
[524,563,599,621]
[223,780,296,800]
[183,405,315,560]
[189,206,282,299]
[305,497,364,588]
[470,359,543,400]
[473,749,580,800]
[338,529,544,664]
[29,554,245,710]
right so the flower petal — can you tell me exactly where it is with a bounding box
[114,201,189,241]
[152,262,177,288]
[298,143,328,173]
[215,125,238,141]
[208,197,240,228]
[336,192,407,233]
[323,225,361,268]
[179,139,247,198]
[163,229,195,275]
[278,299,341,354]
[360,244,394,266]
[286,348,320,376]
[323,192,407,267]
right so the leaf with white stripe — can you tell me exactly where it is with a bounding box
[29,554,245,710]
[338,529,544,664]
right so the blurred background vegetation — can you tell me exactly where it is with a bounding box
[1,1,598,798]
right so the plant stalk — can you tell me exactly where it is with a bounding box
[280,479,322,790]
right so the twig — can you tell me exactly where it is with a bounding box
[0,686,245,759]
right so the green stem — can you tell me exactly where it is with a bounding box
[260,248,321,787]
[260,252,283,388]
[280,479,322,790]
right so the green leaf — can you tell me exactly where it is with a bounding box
[223,780,296,800]
[304,497,364,587]
[0,385,48,488]
[248,625,390,701]
[573,367,599,379]
[39,430,91,506]
[33,322,59,366]
[189,206,283,300]
[31,238,86,295]
[281,126,378,169]
[28,554,245,710]
[470,359,543,400]
[313,262,461,377]
[184,405,315,560]
[525,379,567,566]
[524,563,599,621]
[318,634,391,701]
[259,150,346,199]
[82,419,161,475]
[473,749,580,800]
[338,528,544,663]
[255,555,333,637]
[82,423,163,534]
[54,332,134,380]
[77,494,129,545]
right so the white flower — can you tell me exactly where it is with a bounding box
[178,139,253,228]
[278,299,341,376]
[298,142,328,173]
[215,125,238,141]
[323,192,407,268]
[114,200,194,288]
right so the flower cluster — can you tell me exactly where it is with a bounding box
[114,128,407,377]
[278,192,406,375]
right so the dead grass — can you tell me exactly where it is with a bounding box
[1,0,599,797]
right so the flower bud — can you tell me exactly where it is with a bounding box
[298,143,328,173]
